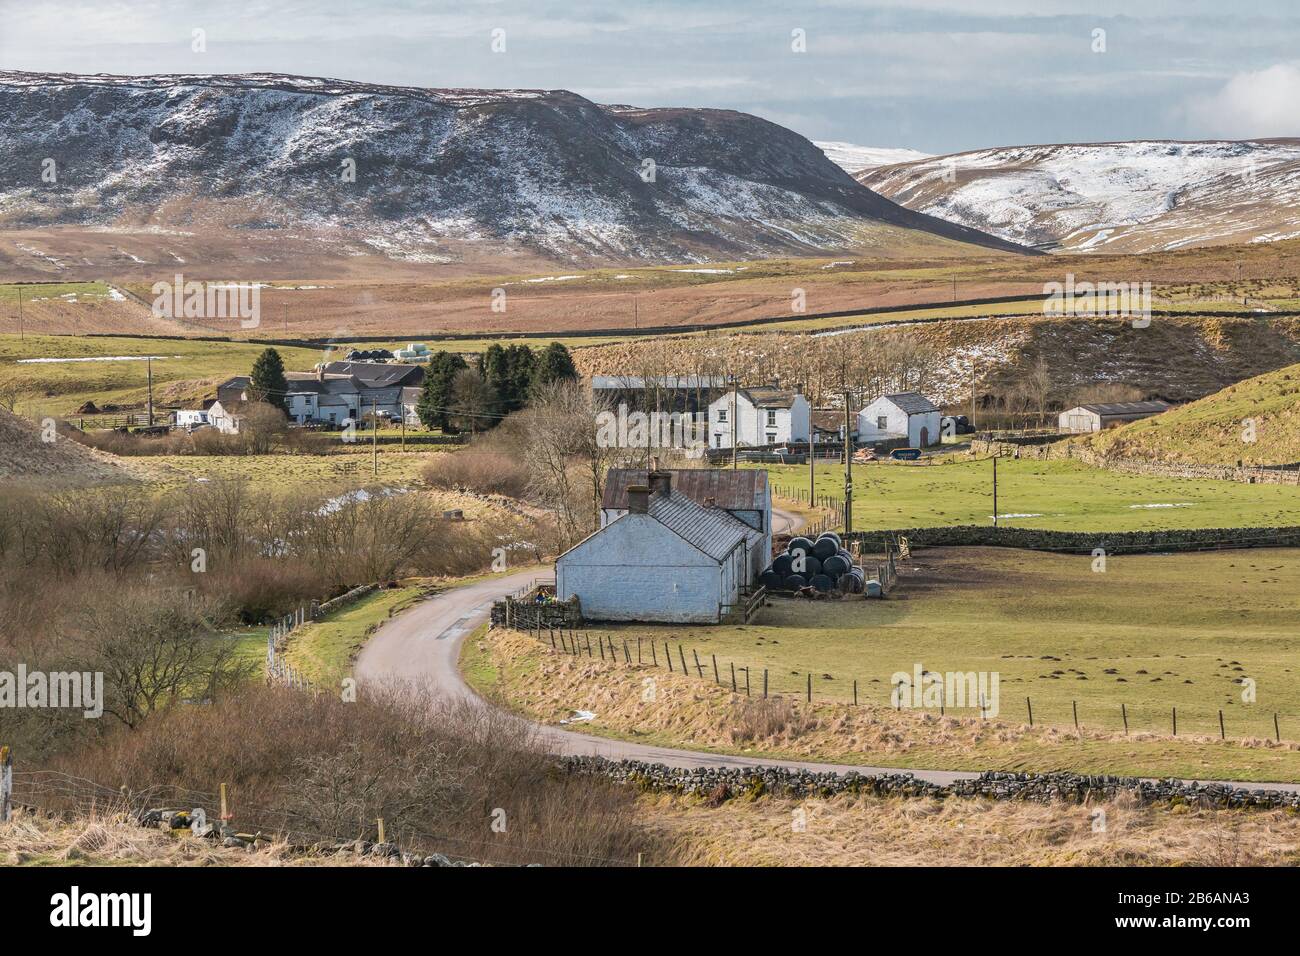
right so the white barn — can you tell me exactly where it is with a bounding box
[857,392,942,447]
[708,385,810,450]
[558,471,762,623]
[1059,400,1171,433]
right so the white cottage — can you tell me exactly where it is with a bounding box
[600,466,772,582]
[708,384,810,450]
[857,392,942,447]
[558,471,762,623]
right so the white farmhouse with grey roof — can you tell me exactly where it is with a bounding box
[557,469,762,623]
[857,392,942,447]
[707,384,810,449]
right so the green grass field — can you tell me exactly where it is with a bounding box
[144,451,436,490]
[560,546,1300,779]
[282,586,427,685]
[0,333,328,416]
[763,457,1300,531]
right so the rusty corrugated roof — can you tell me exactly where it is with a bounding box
[602,468,768,511]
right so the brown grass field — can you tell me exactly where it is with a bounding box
[2,231,1298,340]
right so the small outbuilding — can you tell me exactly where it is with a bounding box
[857,392,942,447]
[1058,400,1171,433]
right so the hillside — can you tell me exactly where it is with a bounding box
[1085,362,1300,466]
[815,141,932,174]
[0,72,1026,270]
[0,406,143,484]
[857,140,1300,254]
[573,314,1300,410]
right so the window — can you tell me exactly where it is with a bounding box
[876,416,888,429]
[718,408,727,422]
[767,410,777,426]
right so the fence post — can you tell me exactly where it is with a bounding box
[1275,713,1281,743]
[651,642,657,666]
[712,654,720,683]
[693,649,703,678]
[730,662,737,693]
[1121,703,1128,735]
[744,668,750,697]
[637,637,643,664]
[678,645,689,675]
[0,746,11,823]
[1219,710,1225,740]
[1026,696,1033,727]
[806,672,811,703]
[764,669,769,698]
[1072,700,1078,732]
[853,679,857,706]
[1171,707,1177,736]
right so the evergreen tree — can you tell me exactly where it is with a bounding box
[530,342,577,395]
[249,347,288,408]
[417,351,468,430]
[504,344,537,411]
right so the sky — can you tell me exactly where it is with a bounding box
[0,0,1297,154]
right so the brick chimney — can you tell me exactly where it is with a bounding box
[648,465,672,498]
[627,484,650,514]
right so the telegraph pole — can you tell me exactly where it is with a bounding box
[731,374,738,470]
[808,423,815,507]
[146,355,154,426]
[16,287,22,342]
[992,454,999,527]
[970,358,977,430]
[372,396,379,477]
[842,389,853,533]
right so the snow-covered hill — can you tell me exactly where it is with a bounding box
[857,140,1300,254]
[815,141,933,174]
[0,72,1025,265]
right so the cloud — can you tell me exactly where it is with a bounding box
[1184,63,1300,138]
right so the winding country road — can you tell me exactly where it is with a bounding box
[355,506,1300,793]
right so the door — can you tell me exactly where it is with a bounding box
[919,425,929,447]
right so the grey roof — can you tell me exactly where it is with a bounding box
[322,361,423,389]
[884,392,940,415]
[1073,401,1171,416]
[646,490,757,561]
[742,385,799,409]
[592,375,728,390]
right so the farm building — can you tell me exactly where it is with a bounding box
[1058,400,1171,433]
[601,465,772,580]
[557,470,762,623]
[708,384,811,449]
[857,392,942,447]
[591,375,726,420]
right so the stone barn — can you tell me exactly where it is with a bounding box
[557,471,762,624]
